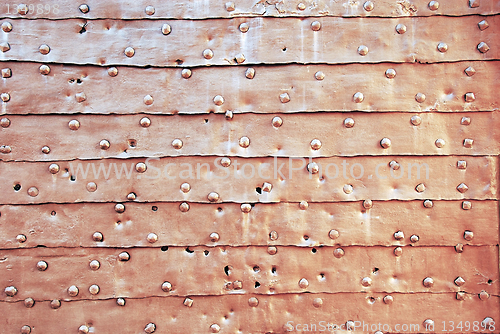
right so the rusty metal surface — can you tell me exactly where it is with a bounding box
[0,61,499,115]
[1,0,499,19]
[1,112,500,161]
[0,200,497,249]
[0,15,498,68]
[0,156,496,204]
[1,293,498,333]
[1,246,498,301]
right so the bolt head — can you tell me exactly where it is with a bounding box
[454,276,466,286]
[183,297,193,307]
[17,234,27,243]
[140,117,151,127]
[307,162,319,174]
[299,201,309,210]
[465,92,475,102]
[280,93,290,103]
[50,299,61,309]
[362,199,372,209]
[455,243,464,253]
[461,117,471,125]
[469,0,480,8]
[27,187,39,197]
[144,323,156,333]
[477,42,490,53]
[312,297,323,307]
[478,20,489,30]
[5,286,18,296]
[143,94,154,105]
[220,157,231,167]
[463,138,474,148]
[0,42,10,53]
[410,115,422,126]
[235,53,246,63]
[127,192,137,200]
[225,1,235,11]
[479,290,490,300]
[457,160,467,169]
[1,68,12,78]
[457,183,469,193]
[456,292,466,300]
[79,4,89,13]
[0,117,11,128]
[245,68,255,79]
[394,231,404,240]
[24,297,35,308]
[78,325,89,334]
[389,160,400,170]
[328,229,340,240]
[463,230,474,241]
[208,192,220,202]
[464,66,476,76]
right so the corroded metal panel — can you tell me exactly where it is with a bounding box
[0,61,499,115]
[0,200,497,248]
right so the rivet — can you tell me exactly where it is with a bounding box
[457,183,468,193]
[220,157,231,167]
[428,1,439,10]
[310,139,322,150]
[147,233,158,243]
[144,323,156,333]
[415,183,426,193]
[262,182,272,192]
[383,295,393,304]
[183,297,193,308]
[1,93,10,102]
[363,1,374,11]
[85,182,97,192]
[312,297,323,308]
[24,297,35,308]
[343,184,353,194]
[136,162,147,173]
[380,137,391,149]
[395,23,407,34]
[423,200,433,208]
[353,92,364,103]
[267,246,277,255]
[5,286,17,297]
[248,297,259,307]
[0,145,11,154]
[39,65,51,75]
[358,45,368,56]
[298,2,306,10]
[299,201,309,210]
[362,199,373,209]
[307,162,319,174]
[239,22,249,33]
[89,284,100,295]
[79,4,89,13]
[145,5,155,15]
[311,21,321,31]
[456,291,466,300]
[477,42,490,53]
[239,136,250,148]
[116,297,126,306]
[99,139,110,150]
[17,4,29,14]
[462,201,472,210]
[241,203,252,213]
[478,20,489,30]
[27,187,39,197]
[454,276,465,286]
[1,22,13,32]
[456,160,467,170]
[143,94,154,105]
[50,299,61,309]
[89,260,100,270]
[140,117,151,127]
[460,117,471,125]
[410,235,420,244]
[298,278,309,289]
[469,0,480,8]
[78,325,89,334]
[118,252,130,261]
[233,280,243,289]
[210,324,221,333]
[245,68,255,79]
[67,285,79,297]
[114,203,125,213]
[415,92,426,103]
[463,230,473,241]
[385,68,396,78]
[39,44,50,55]
[179,182,191,193]
[279,93,290,103]
[482,317,495,328]
[203,49,214,59]
[437,42,448,53]
[208,192,220,202]
[92,231,103,242]
[0,117,10,128]
[361,277,372,287]
[464,66,476,76]
[213,95,224,106]
[172,138,183,149]
[0,42,10,53]
[161,24,171,35]
[314,71,325,80]
[479,290,490,300]
[435,139,445,148]
[410,115,422,126]
[209,232,220,242]
[42,146,51,154]
[225,1,235,11]
[423,277,434,288]
[68,119,80,130]
[225,110,234,119]
[181,69,192,79]
[161,281,173,292]
[1,68,12,78]
[394,231,404,240]
[122,47,135,58]
[127,192,137,200]
[464,92,475,102]
[179,202,190,212]
[328,229,340,240]
[48,163,60,174]
[463,138,473,148]
[394,247,403,257]
[235,53,245,64]
[272,116,283,128]
[333,247,345,259]
[455,243,464,253]
[37,260,48,271]
[17,234,27,243]
[344,117,355,128]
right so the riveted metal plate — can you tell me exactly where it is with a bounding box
[0,61,498,115]
[0,200,497,248]
[0,16,497,67]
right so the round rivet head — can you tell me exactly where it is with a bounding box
[312,297,323,308]
[394,247,403,257]
[239,136,250,148]
[124,47,135,57]
[161,23,171,35]
[358,45,369,56]
[423,199,434,207]
[314,71,325,80]
[267,246,277,255]
[299,201,309,210]
[239,22,249,33]
[455,243,464,253]
[39,44,50,55]
[454,276,465,286]
[172,138,183,149]
[147,233,158,244]
[92,231,103,242]
[0,117,11,128]
[363,199,373,209]
[79,4,89,13]
[118,252,130,261]
[245,68,255,79]
[5,286,17,297]
[181,69,192,79]
[27,187,39,197]
[127,192,137,200]
[37,260,48,271]
[1,68,12,78]
[225,1,235,11]
[208,192,220,202]
[311,21,321,31]
[394,231,404,240]
[310,139,322,150]
[68,119,80,130]
[17,4,29,15]
[363,1,374,11]
[203,49,214,59]
[237,55,246,64]
[410,234,420,243]
[78,326,89,334]
[383,295,393,304]
[423,319,434,329]
[328,229,340,240]
[410,115,422,126]
[333,247,345,258]
[24,297,35,308]
[179,202,190,212]
[279,93,290,103]
[210,324,221,333]
[477,42,490,53]
[479,290,490,300]
[380,137,391,149]
[89,260,100,270]
[114,203,125,213]
[395,23,407,34]
[464,92,475,102]
[361,277,372,287]
[213,95,224,106]
[478,20,489,31]
[180,182,191,193]
[209,232,220,242]
[1,93,10,102]
[67,285,79,297]
[353,92,364,103]
[17,234,27,243]
[89,284,100,295]
[116,297,126,306]
[248,297,259,307]
[50,299,61,309]
[269,230,278,241]
[423,277,434,288]
[307,162,319,174]
[39,64,51,75]
[482,317,495,329]
[145,5,155,15]
[99,139,110,150]
[463,230,473,241]
[435,138,445,148]
[161,281,173,292]
[385,68,396,78]
[144,323,156,333]
[241,203,252,213]
[49,163,60,174]
[415,92,426,103]
[298,278,309,289]
[415,183,426,193]
[343,184,353,194]
[437,42,448,52]
[143,95,153,105]
[1,22,13,32]
[272,116,283,128]
[136,162,147,173]
[220,157,231,167]
[0,42,10,53]
[140,117,151,127]
[428,1,439,10]
[344,117,355,128]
